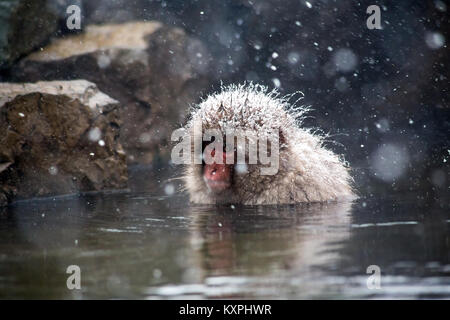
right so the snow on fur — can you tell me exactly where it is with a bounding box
[183,83,356,205]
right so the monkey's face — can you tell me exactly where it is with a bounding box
[202,148,234,194]
[199,132,280,201]
[186,104,287,203]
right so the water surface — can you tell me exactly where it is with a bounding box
[0,184,448,299]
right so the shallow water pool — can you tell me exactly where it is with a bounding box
[0,185,449,299]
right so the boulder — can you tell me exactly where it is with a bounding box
[0,80,128,206]
[12,21,212,164]
[0,0,59,69]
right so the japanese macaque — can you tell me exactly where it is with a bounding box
[181,84,355,205]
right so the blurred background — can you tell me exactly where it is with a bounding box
[0,0,448,204]
[0,0,449,300]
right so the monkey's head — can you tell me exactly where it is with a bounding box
[183,84,305,204]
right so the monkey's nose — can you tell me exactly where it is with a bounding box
[203,163,232,193]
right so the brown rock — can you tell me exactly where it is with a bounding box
[0,80,128,206]
[12,21,212,164]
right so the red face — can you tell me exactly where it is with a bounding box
[203,148,234,193]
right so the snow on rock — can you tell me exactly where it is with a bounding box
[11,21,213,165]
[0,80,128,206]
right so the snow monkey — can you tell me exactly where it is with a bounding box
[174,84,355,205]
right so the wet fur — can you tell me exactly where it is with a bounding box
[183,83,356,205]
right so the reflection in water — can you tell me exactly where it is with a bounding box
[147,202,353,299]
[0,191,449,299]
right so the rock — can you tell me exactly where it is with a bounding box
[0,80,128,206]
[0,0,59,69]
[11,21,212,164]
